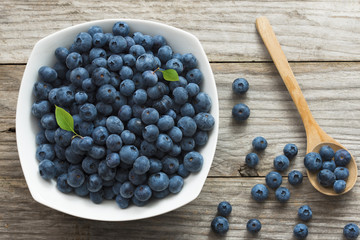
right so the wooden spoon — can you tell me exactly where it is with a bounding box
[255,16,357,195]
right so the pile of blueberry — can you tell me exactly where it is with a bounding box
[32,21,215,208]
[304,146,351,193]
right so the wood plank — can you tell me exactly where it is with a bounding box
[1,1,360,63]
[0,177,359,239]
[1,63,360,177]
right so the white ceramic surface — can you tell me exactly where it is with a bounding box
[16,19,219,221]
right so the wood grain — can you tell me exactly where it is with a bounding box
[1,62,360,178]
[0,176,359,239]
[1,0,360,63]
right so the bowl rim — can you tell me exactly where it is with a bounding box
[16,19,219,221]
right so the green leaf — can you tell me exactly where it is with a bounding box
[161,69,179,81]
[55,105,75,133]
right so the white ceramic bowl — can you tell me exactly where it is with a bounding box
[16,19,218,221]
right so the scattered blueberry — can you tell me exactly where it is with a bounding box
[232,78,249,95]
[245,153,259,168]
[275,187,290,202]
[211,216,229,235]
[246,219,261,233]
[298,205,312,221]
[273,155,290,172]
[265,171,282,189]
[251,184,269,202]
[252,136,267,151]
[288,170,303,186]
[344,223,359,240]
[283,143,298,159]
[232,103,250,121]
[293,223,308,239]
[217,201,232,217]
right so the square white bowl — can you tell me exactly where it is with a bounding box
[16,19,219,221]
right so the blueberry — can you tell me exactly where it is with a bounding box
[344,223,360,240]
[334,149,351,166]
[152,189,170,199]
[95,102,113,116]
[186,83,200,97]
[36,144,55,161]
[304,152,322,172]
[92,126,109,145]
[211,216,229,235]
[109,36,127,53]
[115,195,130,209]
[92,32,107,48]
[66,52,82,70]
[118,104,132,122]
[92,67,111,86]
[131,195,149,207]
[120,130,136,145]
[67,169,85,188]
[119,145,139,165]
[74,182,89,197]
[70,67,89,88]
[142,124,159,143]
[194,131,208,146]
[65,145,83,164]
[194,112,215,131]
[265,171,282,189]
[88,25,103,37]
[319,145,335,161]
[78,121,94,137]
[334,167,349,180]
[179,103,195,117]
[112,91,127,113]
[104,152,120,169]
[169,76,187,91]
[129,45,146,58]
[38,66,57,83]
[82,78,96,92]
[161,156,179,174]
[115,168,129,183]
[283,143,298,159]
[142,70,158,87]
[246,219,261,233]
[55,47,69,63]
[275,187,290,202]
[168,126,183,143]
[105,116,124,134]
[322,161,336,172]
[45,129,56,143]
[182,53,197,69]
[140,107,159,125]
[89,189,104,204]
[134,185,152,201]
[166,58,184,75]
[298,205,312,221]
[252,136,267,151]
[193,92,211,113]
[33,81,52,101]
[232,103,250,121]
[133,89,147,105]
[88,145,106,160]
[293,224,308,239]
[38,160,56,180]
[89,48,106,61]
[334,180,346,193]
[140,35,154,51]
[158,115,175,132]
[177,164,190,178]
[136,53,156,72]
[317,169,336,187]
[169,175,184,193]
[56,173,73,193]
[157,45,173,63]
[245,153,259,168]
[40,113,57,130]
[87,174,103,192]
[119,79,135,97]
[103,186,115,200]
[112,21,129,36]
[79,103,97,121]
[217,201,232,217]
[36,131,48,145]
[128,168,147,186]
[273,155,290,172]
[186,68,203,85]
[74,32,92,52]
[152,35,167,51]
[232,78,249,95]
[75,92,88,105]
[96,84,116,104]
[127,118,144,136]
[184,151,203,173]
[177,116,197,137]
[147,82,167,100]
[251,184,269,202]
[156,134,173,152]
[288,170,303,186]
[32,100,51,118]
[119,181,135,198]
[148,172,169,191]
[133,156,150,175]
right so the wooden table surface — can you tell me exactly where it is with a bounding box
[1,1,360,239]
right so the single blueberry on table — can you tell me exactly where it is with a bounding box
[245,153,259,168]
[334,167,349,180]
[246,219,261,233]
[334,180,346,193]
[317,169,336,187]
[343,223,359,240]
[265,171,282,189]
[275,187,290,202]
[232,78,249,95]
[38,160,56,180]
[319,145,335,161]
[298,205,312,221]
[252,136,267,151]
[283,143,298,159]
[251,184,269,202]
[334,149,351,166]
[288,170,303,186]
[211,216,229,235]
[273,155,290,172]
[217,201,232,217]
[293,223,308,239]
[304,152,322,172]
[232,103,250,121]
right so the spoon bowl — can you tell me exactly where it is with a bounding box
[256,17,358,196]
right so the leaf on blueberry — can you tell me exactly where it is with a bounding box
[55,105,82,138]
[153,67,179,82]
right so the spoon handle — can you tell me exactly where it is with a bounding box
[255,17,331,149]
